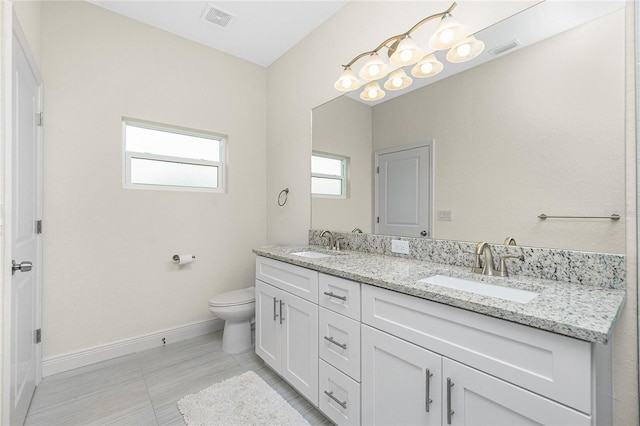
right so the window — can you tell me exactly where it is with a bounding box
[311,152,347,197]
[123,119,226,192]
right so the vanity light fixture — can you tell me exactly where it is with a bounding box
[446,36,485,63]
[384,69,412,91]
[334,2,484,101]
[360,81,385,101]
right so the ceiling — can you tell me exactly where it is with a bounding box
[91,0,348,67]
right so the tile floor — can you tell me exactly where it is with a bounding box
[25,331,331,425]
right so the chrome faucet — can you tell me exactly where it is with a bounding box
[320,230,335,250]
[475,241,497,276]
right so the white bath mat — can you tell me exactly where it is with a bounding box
[177,370,311,425]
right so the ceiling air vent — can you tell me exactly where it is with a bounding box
[201,5,235,29]
[488,39,522,57]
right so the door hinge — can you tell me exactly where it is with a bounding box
[35,220,42,234]
[34,329,41,344]
[376,166,379,174]
[36,112,43,126]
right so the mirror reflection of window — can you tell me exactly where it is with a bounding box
[311,152,348,198]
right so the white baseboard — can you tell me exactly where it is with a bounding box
[42,318,224,377]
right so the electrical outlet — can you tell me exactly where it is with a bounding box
[391,240,410,254]
[438,210,453,221]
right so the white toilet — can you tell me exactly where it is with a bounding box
[208,286,256,354]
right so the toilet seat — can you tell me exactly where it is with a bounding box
[208,287,255,307]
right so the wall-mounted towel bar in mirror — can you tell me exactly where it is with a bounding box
[537,214,620,221]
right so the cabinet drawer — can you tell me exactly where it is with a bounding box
[319,273,360,320]
[319,308,361,381]
[362,285,592,414]
[256,256,318,303]
[319,359,361,426]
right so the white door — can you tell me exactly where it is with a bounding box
[376,143,432,237]
[361,325,442,426]
[254,280,280,370]
[443,358,591,426]
[8,28,43,426]
[281,292,318,405]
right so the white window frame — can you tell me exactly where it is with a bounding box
[311,151,348,199]
[122,119,227,193]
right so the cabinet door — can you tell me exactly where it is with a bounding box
[362,325,442,426]
[255,280,280,371]
[443,358,591,426]
[281,291,319,405]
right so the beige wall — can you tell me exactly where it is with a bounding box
[40,1,267,357]
[312,96,372,233]
[267,1,638,424]
[372,10,625,253]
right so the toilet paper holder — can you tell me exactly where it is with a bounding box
[173,254,196,262]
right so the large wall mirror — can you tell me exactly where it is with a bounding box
[312,1,626,254]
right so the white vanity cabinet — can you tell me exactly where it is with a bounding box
[255,257,319,405]
[361,285,600,426]
[255,255,612,426]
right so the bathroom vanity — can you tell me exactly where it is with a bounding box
[253,246,625,426]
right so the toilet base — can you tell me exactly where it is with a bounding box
[221,319,253,354]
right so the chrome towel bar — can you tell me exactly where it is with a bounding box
[537,213,620,221]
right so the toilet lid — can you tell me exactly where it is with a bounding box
[209,287,255,307]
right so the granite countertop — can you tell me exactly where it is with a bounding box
[253,245,626,344]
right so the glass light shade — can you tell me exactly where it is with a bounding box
[411,54,444,78]
[389,36,425,67]
[429,13,468,50]
[334,67,362,92]
[360,81,385,101]
[446,36,485,63]
[384,69,412,91]
[358,53,390,81]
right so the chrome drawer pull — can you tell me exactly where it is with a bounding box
[324,390,347,409]
[447,378,455,425]
[323,291,347,301]
[324,336,347,349]
[425,368,433,412]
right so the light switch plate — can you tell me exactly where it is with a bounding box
[391,240,410,254]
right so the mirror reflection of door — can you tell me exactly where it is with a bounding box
[375,142,433,238]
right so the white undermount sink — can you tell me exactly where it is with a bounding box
[290,251,334,259]
[419,275,538,304]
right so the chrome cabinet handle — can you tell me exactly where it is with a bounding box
[12,260,32,275]
[323,336,347,350]
[279,300,285,324]
[323,291,347,301]
[324,390,347,409]
[447,378,455,425]
[425,369,433,412]
[273,297,278,321]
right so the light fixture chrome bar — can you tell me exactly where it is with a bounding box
[537,213,621,221]
[341,3,457,69]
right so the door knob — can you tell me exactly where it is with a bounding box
[420,230,428,237]
[12,260,32,275]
